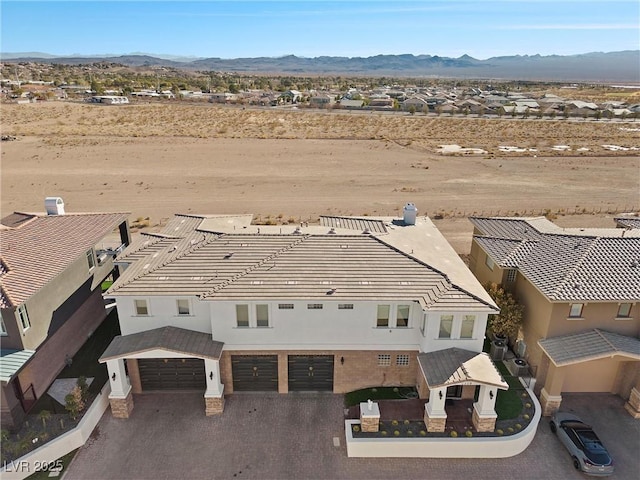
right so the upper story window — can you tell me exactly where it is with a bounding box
[0,311,7,336]
[396,305,410,328]
[256,304,269,327]
[236,304,249,327]
[86,248,96,270]
[485,254,495,271]
[17,304,31,331]
[460,315,476,339]
[617,303,632,318]
[568,303,584,318]
[176,299,191,316]
[134,299,149,316]
[377,305,390,327]
[438,315,453,339]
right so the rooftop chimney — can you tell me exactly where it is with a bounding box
[403,203,417,225]
[45,197,65,215]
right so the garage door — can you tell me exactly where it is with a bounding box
[288,355,334,391]
[231,355,279,391]
[139,358,205,391]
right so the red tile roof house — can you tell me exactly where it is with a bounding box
[0,198,130,430]
[99,205,511,434]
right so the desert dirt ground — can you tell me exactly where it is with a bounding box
[1,102,638,252]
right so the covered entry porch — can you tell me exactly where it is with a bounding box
[99,326,225,418]
[417,348,508,432]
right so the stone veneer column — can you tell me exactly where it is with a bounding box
[110,388,134,419]
[624,387,640,419]
[205,393,225,416]
[424,388,447,432]
[359,400,380,432]
[472,408,497,432]
[472,385,498,432]
[540,388,563,416]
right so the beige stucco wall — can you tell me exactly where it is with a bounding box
[468,241,503,286]
[561,358,622,393]
[547,302,639,338]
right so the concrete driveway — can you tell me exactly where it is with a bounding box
[65,392,639,480]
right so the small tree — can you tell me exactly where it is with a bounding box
[65,386,85,420]
[485,282,524,339]
[39,410,51,429]
[408,105,416,115]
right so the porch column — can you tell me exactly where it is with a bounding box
[472,385,498,432]
[540,362,565,416]
[106,359,133,418]
[204,358,225,416]
[624,385,640,419]
[424,387,447,432]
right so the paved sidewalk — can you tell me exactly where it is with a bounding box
[64,392,639,480]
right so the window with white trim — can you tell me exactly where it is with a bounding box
[396,305,410,328]
[134,299,149,316]
[338,304,354,310]
[569,303,584,318]
[256,304,269,327]
[460,315,476,339]
[278,304,294,310]
[0,311,7,335]
[86,248,96,270]
[506,269,517,283]
[377,305,390,327]
[396,354,410,366]
[438,315,453,339]
[307,304,323,310]
[17,304,31,331]
[377,354,391,366]
[617,303,632,318]
[485,254,495,271]
[236,304,249,327]
[176,299,190,316]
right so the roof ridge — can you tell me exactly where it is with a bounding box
[200,235,310,298]
[551,237,599,297]
[594,328,620,352]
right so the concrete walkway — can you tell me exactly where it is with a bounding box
[64,392,639,480]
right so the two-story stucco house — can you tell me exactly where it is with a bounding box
[468,216,640,418]
[0,198,130,429]
[100,205,509,432]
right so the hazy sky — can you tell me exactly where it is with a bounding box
[2,1,638,59]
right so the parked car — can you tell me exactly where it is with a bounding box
[550,412,614,476]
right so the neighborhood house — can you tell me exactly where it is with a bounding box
[468,216,640,418]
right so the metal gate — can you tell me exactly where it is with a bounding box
[231,355,279,391]
[138,358,205,390]
[288,355,334,392]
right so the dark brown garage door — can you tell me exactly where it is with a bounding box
[288,355,334,391]
[231,355,279,391]
[139,358,205,391]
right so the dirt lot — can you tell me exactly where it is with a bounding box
[1,102,638,252]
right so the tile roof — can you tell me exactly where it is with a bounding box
[471,218,640,302]
[0,212,129,308]
[108,214,496,312]
[99,326,224,362]
[0,349,36,383]
[417,348,507,389]
[320,216,387,234]
[615,216,640,230]
[538,329,640,366]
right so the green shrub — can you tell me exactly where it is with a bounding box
[465,430,473,437]
[450,431,458,438]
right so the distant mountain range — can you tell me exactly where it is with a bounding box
[2,51,639,83]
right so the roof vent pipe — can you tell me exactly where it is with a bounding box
[45,197,65,215]
[403,203,417,225]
